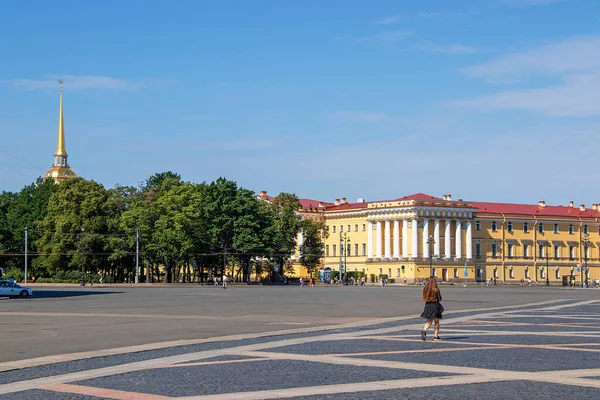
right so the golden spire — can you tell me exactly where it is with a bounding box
[55,79,67,156]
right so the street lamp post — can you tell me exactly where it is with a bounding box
[583,234,590,287]
[79,228,85,287]
[426,235,435,277]
[544,242,549,287]
[340,232,350,285]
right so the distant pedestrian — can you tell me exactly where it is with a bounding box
[222,275,228,289]
[420,276,443,341]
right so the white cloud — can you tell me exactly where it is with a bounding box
[417,43,477,54]
[357,29,414,44]
[7,75,147,91]
[500,0,566,6]
[327,111,396,123]
[455,71,600,116]
[372,15,400,25]
[464,36,600,82]
[456,35,600,116]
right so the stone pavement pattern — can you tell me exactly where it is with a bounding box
[1,289,600,399]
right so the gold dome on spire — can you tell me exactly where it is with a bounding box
[44,79,76,183]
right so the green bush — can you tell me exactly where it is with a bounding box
[388,278,395,283]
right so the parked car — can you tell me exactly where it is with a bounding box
[0,280,33,298]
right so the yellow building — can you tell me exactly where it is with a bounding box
[278,192,599,286]
[44,79,77,183]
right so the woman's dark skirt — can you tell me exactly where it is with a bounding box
[420,301,443,320]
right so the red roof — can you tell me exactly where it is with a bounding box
[299,198,333,209]
[473,201,600,219]
[395,193,444,201]
[325,202,369,212]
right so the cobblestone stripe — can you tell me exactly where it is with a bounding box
[173,375,497,400]
[42,383,170,399]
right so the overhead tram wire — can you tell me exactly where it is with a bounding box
[0,148,47,173]
[0,161,39,183]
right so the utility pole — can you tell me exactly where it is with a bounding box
[339,231,343,284]
[24,227,28,283]
[135,227,140,284]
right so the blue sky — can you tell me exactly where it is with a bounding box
[2,0,600,206]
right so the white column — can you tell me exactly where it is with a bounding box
[402,219,408,258]
[367,221,373,259]
[411,218,418,259]
[422,219,430,259]
[466,221,473,259]
[393,220,400,258]
[376,221,382,259]
[384,220,391,259]
[445,220,452,259]
[434,219,441,257]
[455,220,462,259]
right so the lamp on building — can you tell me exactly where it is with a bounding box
[582,234,590,287]
[426,235,435,277]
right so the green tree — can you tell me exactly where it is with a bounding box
[267,193,302,278]
[33,178,112,278]
[300,220,327,278]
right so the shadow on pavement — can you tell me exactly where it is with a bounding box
[29,290,124,299]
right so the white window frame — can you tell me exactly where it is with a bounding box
[524,222,529,233]
[507,222,513,232]
[538,223,544,234]
[476,221,481,231]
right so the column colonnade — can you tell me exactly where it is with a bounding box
[366,216,473,261]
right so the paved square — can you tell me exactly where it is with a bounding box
[1,285,600,399]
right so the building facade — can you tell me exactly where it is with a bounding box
[278,192,600,285]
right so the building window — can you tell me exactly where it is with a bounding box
[494,268,498,278]
[585,246,590,259]
[432,268,437,277]
[476,221,481,231]
[354,243,359,256]
[347,225,350,232]
[396,268,400,276]
[362,224,366,231]
[554,245,559,259]
[569,245,575,260]
[525,267,530,279]
[539,244,544,258]
[584,225,589,235]
[388,268,392,277]
[492,221,497,232]
[325,245,329,257]
[379,268,382,274]
[524,243,529,257]
[332,226,336,233]
[492,240,497,258]
[332,245,336,257]
[340,225,343,232]
[476,240,481,257]
[507,222,513,232]
[477,268,482,278]
[346,244,351,257]
[538,223,544,234]
[362,243,366,256]
[454,268,459,278]
[524,222,529,233]
[510,267,514,278]
[540,267,545,279]
[556,268,560,279]
[554,224,559,234]
[569,224,574,234]
[508,243,513,257]
[354,224,358,232]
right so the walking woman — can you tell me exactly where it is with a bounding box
[420,276,443,341]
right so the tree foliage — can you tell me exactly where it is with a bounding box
[0,174,323,283]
